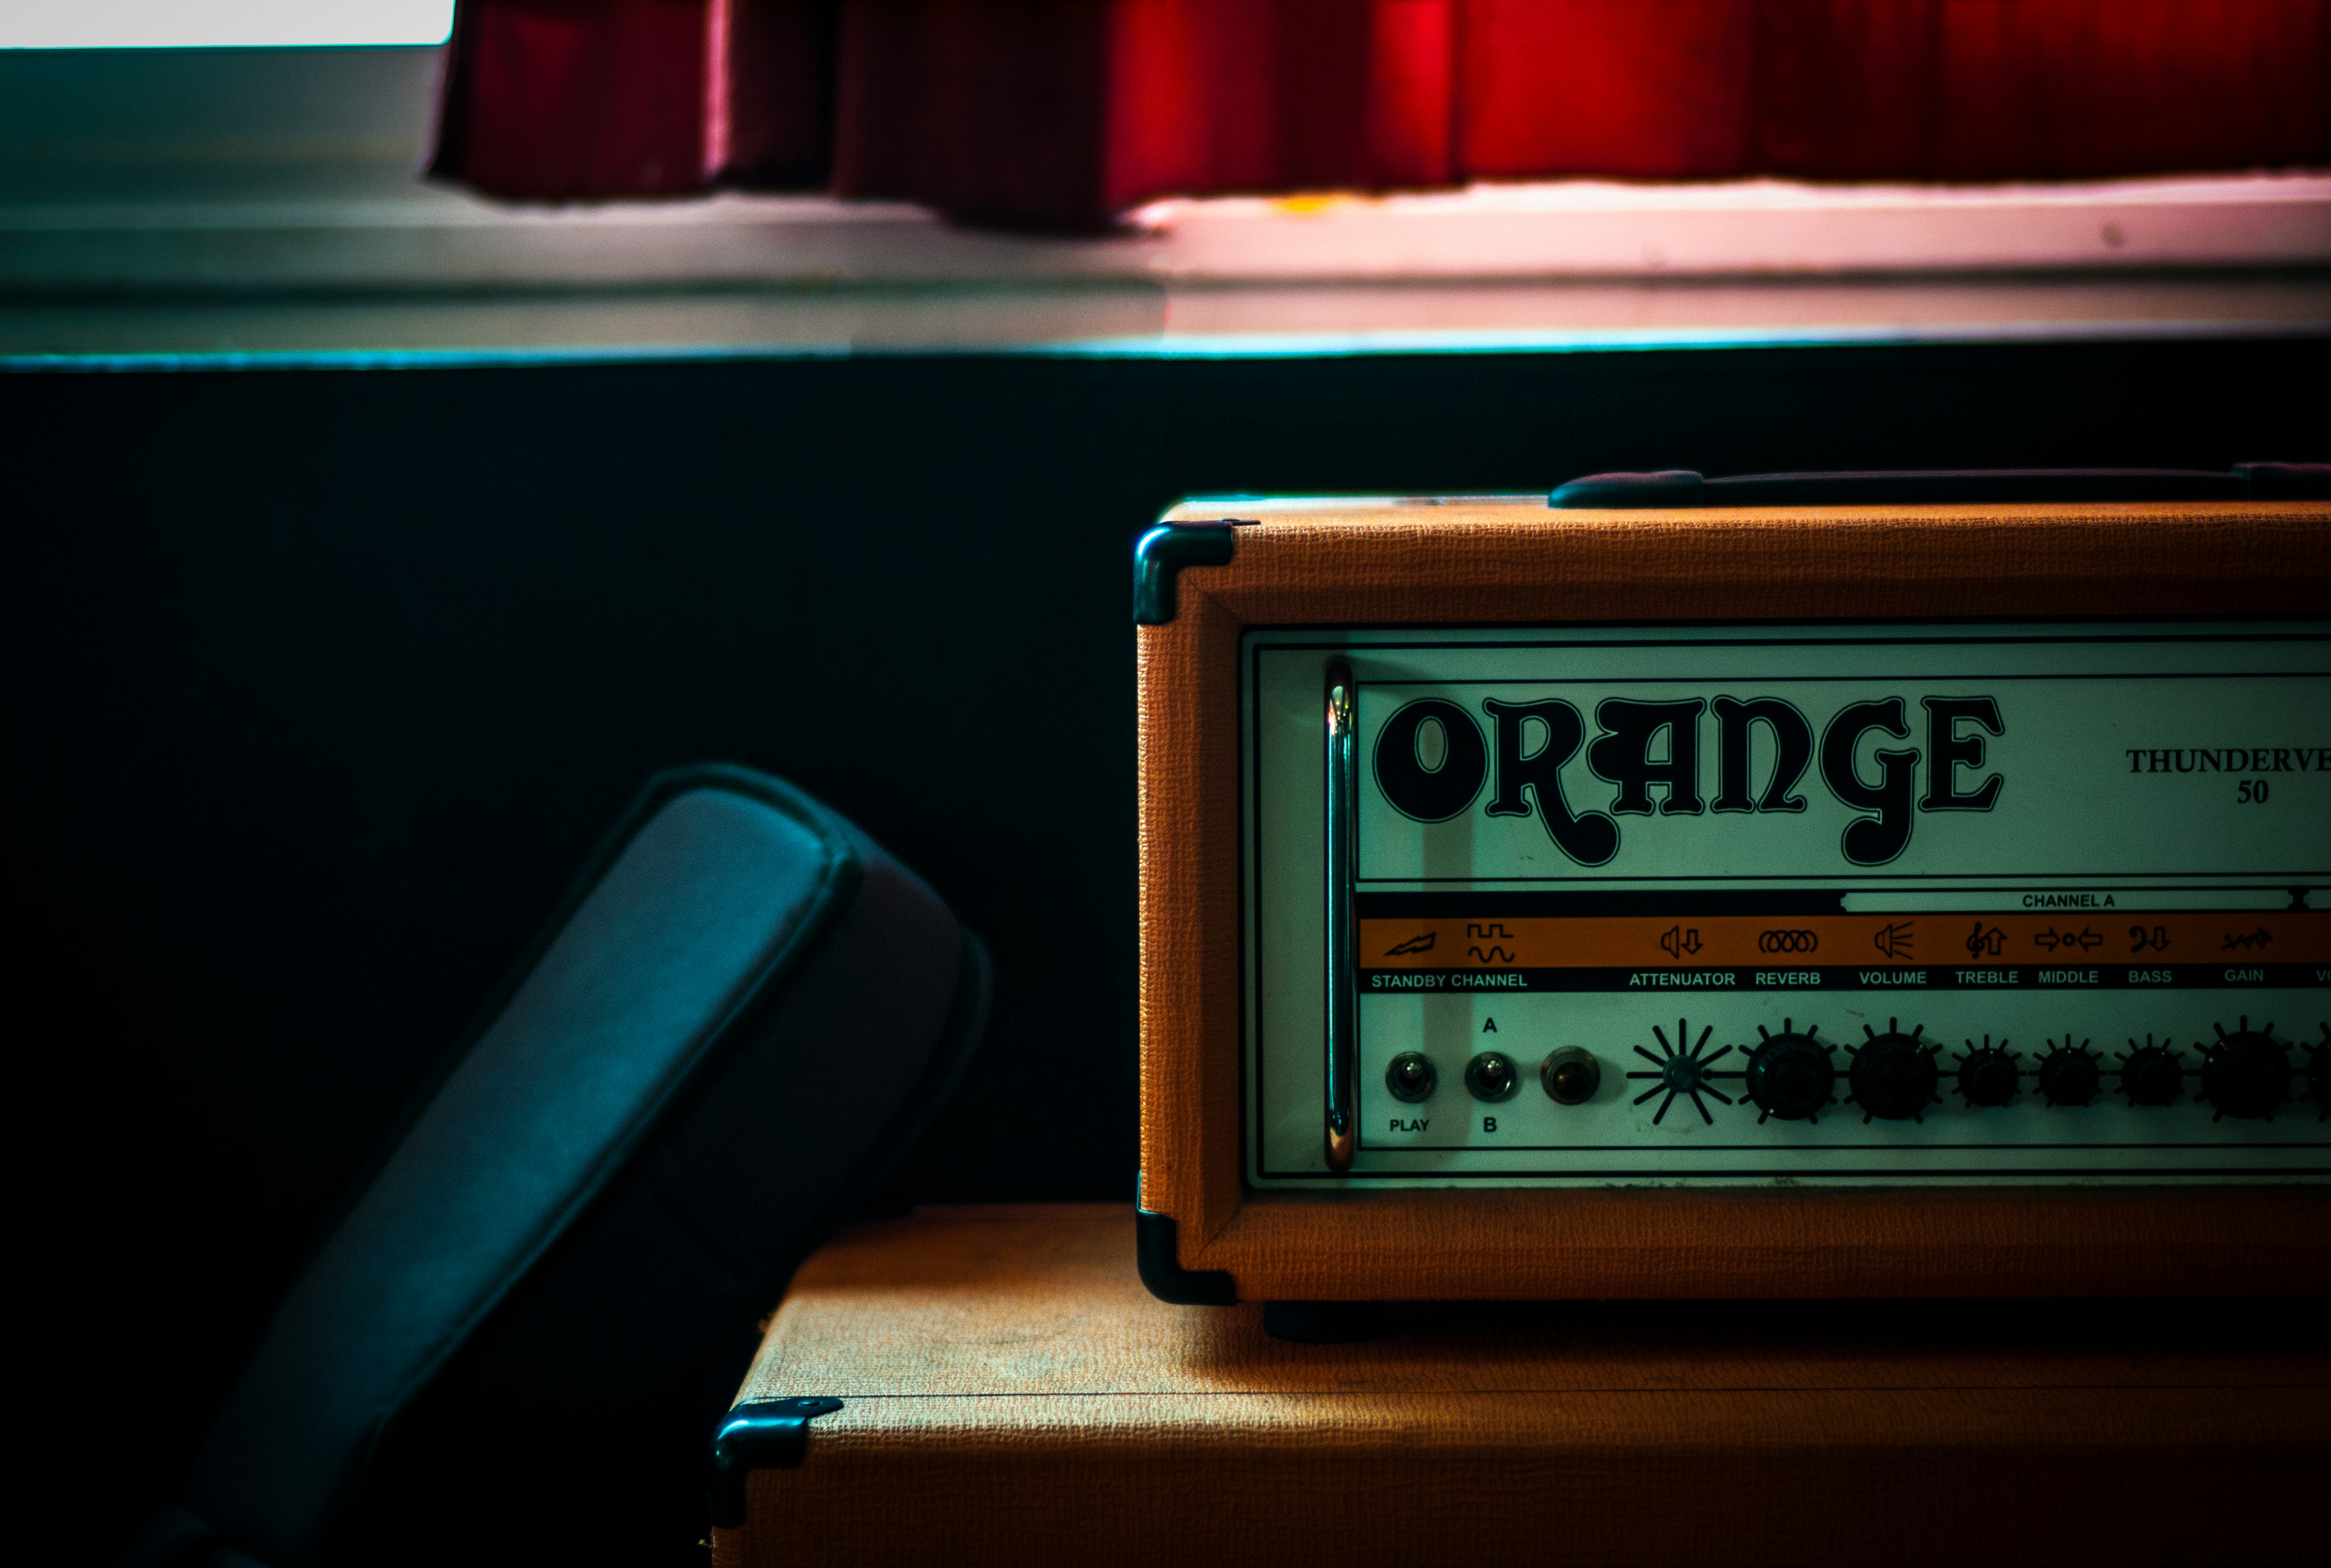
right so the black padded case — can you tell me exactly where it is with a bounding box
[130,765,991,1568]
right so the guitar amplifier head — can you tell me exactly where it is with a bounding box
[1133,467,2331,1305]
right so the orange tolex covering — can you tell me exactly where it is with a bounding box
[431,0,2331,223]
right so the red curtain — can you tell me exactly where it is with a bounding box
[431,0,2331,223]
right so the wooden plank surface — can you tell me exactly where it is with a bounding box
[715,1204,2330,1566]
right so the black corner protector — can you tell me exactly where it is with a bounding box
[1133,522,1238,626]
[707,1397,843,1529]
[1134,1206,1237,1304]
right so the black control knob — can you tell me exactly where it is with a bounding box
[1848,1019,1941,1122]
[2199,1017,2291,1121]
[1743,1019,1835,1125]
[2310,1025,2330,1121]
[1954,1036,2020,1107]
[1385,1052,1436,1104]
[1465,1051,1519,1102]
[1624,1019,1735,1125]
[2036,1037,2102,1107]
[2116,1036,2184,1107]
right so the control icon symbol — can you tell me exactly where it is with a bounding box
[1965,922,2008,958]
[1871,922,1916,960]
[2035,926,2102,954]
[1658,925,1703,959]
[1466,923,1514,964]
[2129,924,2171,954]
[1382,931,1436,957]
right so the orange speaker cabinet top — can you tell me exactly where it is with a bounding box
[711,1205,2330,1568]
[1133,476,2331,1305]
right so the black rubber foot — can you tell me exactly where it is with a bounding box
[1262,1301,1386,1344]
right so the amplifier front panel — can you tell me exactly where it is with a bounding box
[1242,621,2331,1186]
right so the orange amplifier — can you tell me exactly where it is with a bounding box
[1132,466,2331,1309]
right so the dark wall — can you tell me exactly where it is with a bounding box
[7,338,2325,1553]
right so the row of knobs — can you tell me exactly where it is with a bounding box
[1742,1016,2329,1125]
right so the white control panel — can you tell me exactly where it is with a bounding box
[1243,620,2331,1186]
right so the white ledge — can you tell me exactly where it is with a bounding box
[1134,174,2331,280]
[5,173,2328,294]
[6,276,2327,365]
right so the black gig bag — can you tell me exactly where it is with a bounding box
[130,764,990,1568]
